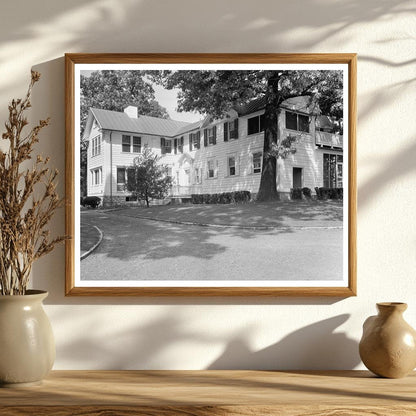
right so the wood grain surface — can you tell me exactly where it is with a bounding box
[0,370,415,415]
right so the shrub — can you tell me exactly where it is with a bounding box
[191,191,251,204]
[191,194,204,204]
[302,187,312,199]
[82,196,101,208]
[315,187,343,200]
[290,188,303,200]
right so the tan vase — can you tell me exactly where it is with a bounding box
[359,302,416,378]
[0,290,55,387]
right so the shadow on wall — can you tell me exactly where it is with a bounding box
[208,314,360,370]
[53,309,359,370]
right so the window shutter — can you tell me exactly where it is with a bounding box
[161,137,165,154]
[234,119,239,139]
[224,122,228,142]
[204,129,208,147]
[180,136,184,153]
[213,126,217,145]
[189,134,193,151]
[215,160,219,178]
[196,131,201,149]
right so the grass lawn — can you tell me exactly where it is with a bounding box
[110,200,343,229]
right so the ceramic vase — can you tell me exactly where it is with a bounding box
[359,302,416,378]
[0,290,55,387]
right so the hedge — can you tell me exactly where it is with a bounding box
[315,187,343,200]
[191,191,251,204]
[81,196,101,208]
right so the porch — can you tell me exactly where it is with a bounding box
[316,131,343,149]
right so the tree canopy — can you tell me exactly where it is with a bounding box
[154,69,343,200]
[81,70,169,133]
[126,146,173,207]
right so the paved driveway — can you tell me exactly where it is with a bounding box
[81,209,343,282]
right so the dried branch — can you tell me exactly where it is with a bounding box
[0,71,67,295]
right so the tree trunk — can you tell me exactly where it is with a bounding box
[145,190,149,207]
[256,73,282,202]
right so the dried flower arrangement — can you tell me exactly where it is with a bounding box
[0,71,65,295]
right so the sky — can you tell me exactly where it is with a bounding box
[152,84,202,123]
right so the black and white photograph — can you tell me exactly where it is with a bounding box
[65,54,356,295]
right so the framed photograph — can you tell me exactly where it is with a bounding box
[65,53,356,296]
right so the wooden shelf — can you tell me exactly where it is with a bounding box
[1,370,415,415]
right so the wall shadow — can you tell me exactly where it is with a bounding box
[207,314,360,370]
[52,310,360,370]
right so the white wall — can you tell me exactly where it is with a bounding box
[1,0,415,370]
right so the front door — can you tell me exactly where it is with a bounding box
[293,167,302,188]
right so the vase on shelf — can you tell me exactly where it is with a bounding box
[0,290,55,387]
[359,302,416,378]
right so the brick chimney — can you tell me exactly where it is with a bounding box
[124,106,138,118]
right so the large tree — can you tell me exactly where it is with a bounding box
[126,146,173,207]
[154,70,343,201]
[80,70,169,195]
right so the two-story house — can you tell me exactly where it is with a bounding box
[82,96,343,206]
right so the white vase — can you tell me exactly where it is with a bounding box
[0,290,55,387]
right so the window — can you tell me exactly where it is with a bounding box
[166,166,173,178]
[173,137,184,154]
[117,167,126,191]
[122,135,141,153]
[117,167,136,191]
[126,196,138,202]
[204,126,216,146]
[189,132,201,150]
[228,156,236,176]
[247,114,265,135]
[323,154,343,188]
[161,138,171,154]
[91,135,101,157]
[207,159,218,179]
[285,111,310,133]
[224,119,239,141]
[132,136,141,153]
[122,135,131,152]
[194,167,202,184]
[252,152,262,174]
[91,167,102,185]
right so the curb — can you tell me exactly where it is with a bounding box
[81,225,103,260]
[118,213,343,231]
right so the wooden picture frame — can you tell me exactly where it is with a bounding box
[65,53,356,296]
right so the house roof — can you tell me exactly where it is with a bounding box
[174,119,205,136]
[235,96,320,116]
[89,108,192,138]
[84,95,324,141]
